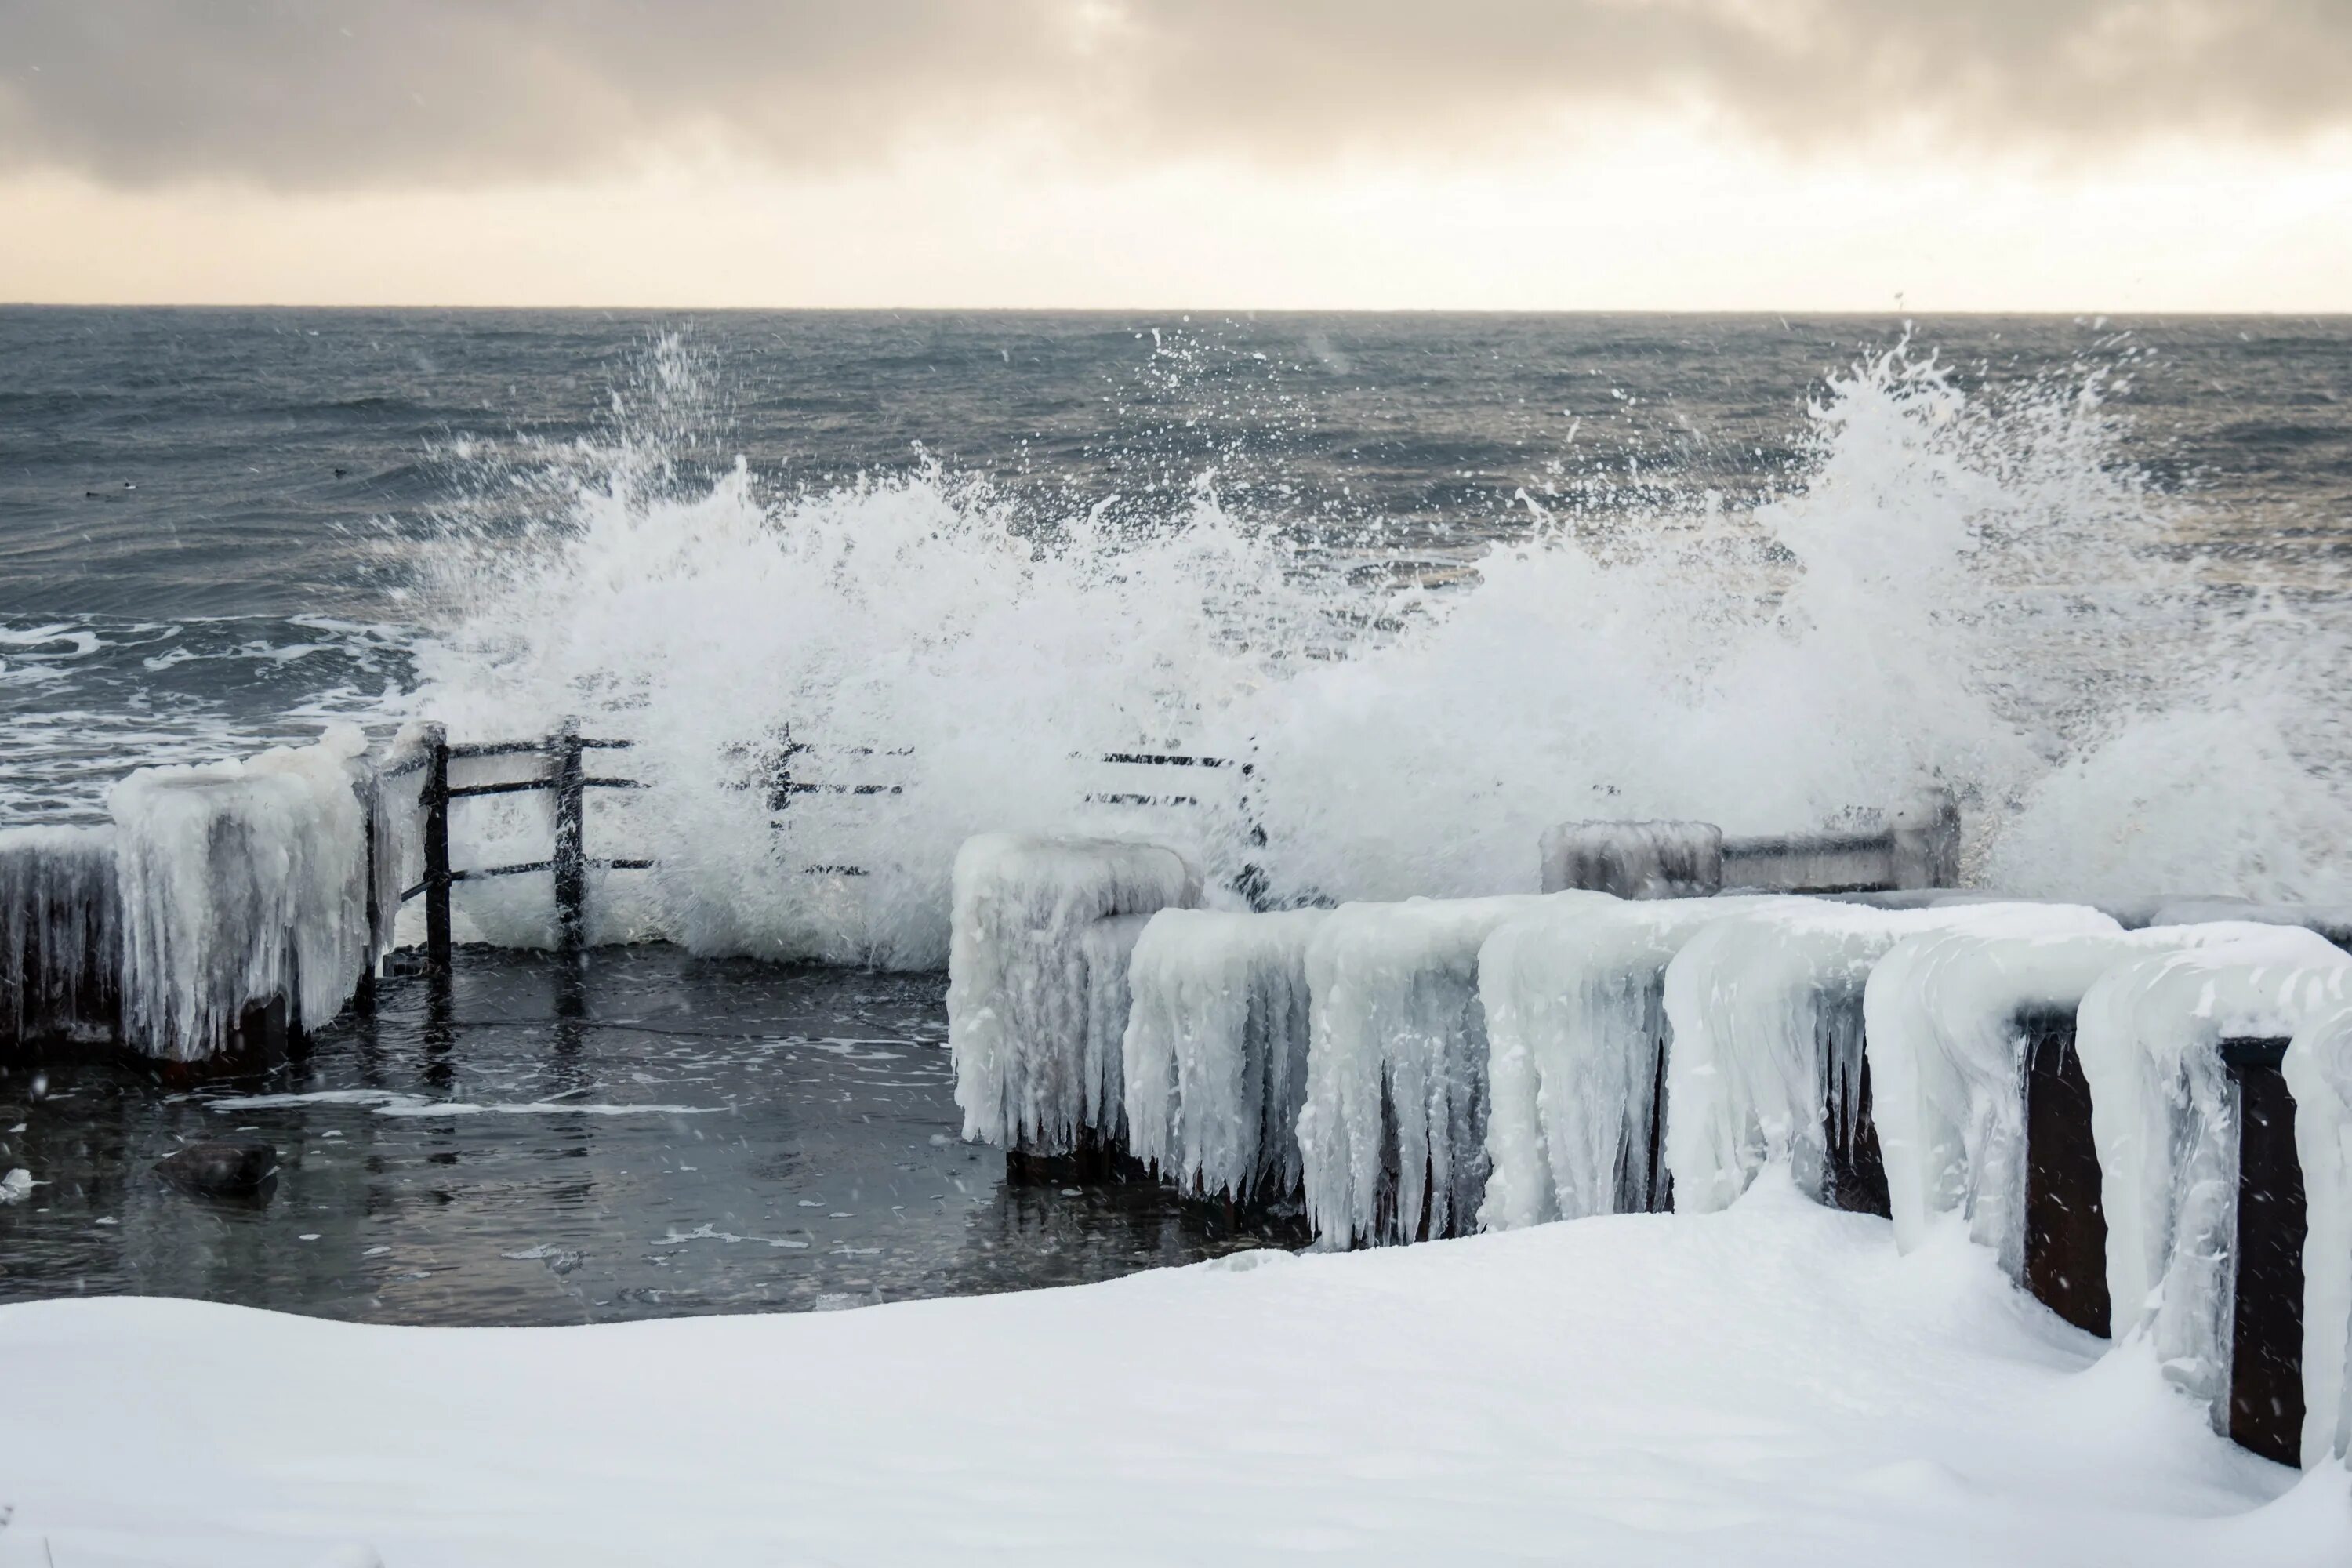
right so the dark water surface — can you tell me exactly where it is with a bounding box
[0,949,1292,1325]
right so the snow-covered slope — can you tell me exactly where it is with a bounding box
[0,1173,2332,1568]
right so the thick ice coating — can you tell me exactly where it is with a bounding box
[1298,893,1603,1247]
[2074,930,2352,1422]
[2285,999,2352,1466]
[107,727,374,1061]
[1537,821,1723,899]
[1122,907,1329,1201]
[1864,920,2285,1267]
[1662,900,2114,1214]
[947,833,1201,1152]
[1479,894,1803,1231]
[0,824,121,1047]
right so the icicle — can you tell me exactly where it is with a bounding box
[0,824,119,1047]
[107,726,374,1061]
[1662,900,2114,1214]
[1863,920,2282,1267]
[1479,894,1802,1231]
[2285,999,2352,1467]
[1298,894,1598,1247]
[946,833,1200,1152]
[1123,907,1328,1202]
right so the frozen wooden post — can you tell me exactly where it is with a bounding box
[550,720,588,956]
[2020,1007,2111,1338]
[420,723,454,975]
[2220,1036,2306,1467]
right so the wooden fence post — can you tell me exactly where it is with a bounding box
[422,723,453,975]
[551,719,587,956]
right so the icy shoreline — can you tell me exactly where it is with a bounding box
[0,1173,2340,1568]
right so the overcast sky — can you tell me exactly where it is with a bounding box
[3,1,2348,308]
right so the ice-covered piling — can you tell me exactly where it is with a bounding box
[1122,907,1328,1203]
[1478,894,1802,1231]
[2074,932,2352,1453]
[108,727,376,1062]
[0,824,122,1048]
[947,834,1201,1159]
[1538,822,1723,900]
[1661,900,2114,1217]
[1860,922,2288,1267]
[1298,894,1603,1247]
[2285,1000,2352,1466]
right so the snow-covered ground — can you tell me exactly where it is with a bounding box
[0,1172,2338,1568]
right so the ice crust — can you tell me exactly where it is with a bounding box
[0,823,121,1046]
[947,833,1201,1152]
[1662,900,2115,1214]
[1479,894,1807,1231]
[107,726,375,1061]
[1298,893,1605,1247]
[2074,930,2352,1421]
[1122,907,1329,1201]
[1538,820,1724,898]
[1864,921,2284,1271]
[2285,1000,2352,1465]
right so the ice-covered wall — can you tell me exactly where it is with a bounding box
[1859,920,2299,1268]
[1537,821,1723,899]
[2285,999,2352,1466]
[947,834,1201,1153]
[1479,894,1802,1231]
[2074,931,2352,1421]
[0,824,121,1047]
[1123,907,1328,1202]
[1298,893,1604,1247]
[107,727,375,1061]
[1662,900,2114,1215]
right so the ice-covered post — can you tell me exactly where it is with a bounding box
[1539,821,1724,899]
[420,723,453,975]
[2220,1035,2307,1467]
[550,719,587,956]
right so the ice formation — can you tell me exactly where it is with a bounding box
[1478,894,1805,1231]
[0,824,121,1047]
[2285,999,2352,1465]
[1864,920,2285,1269]
[947,834,1201,1152]
[1537,820,1724,899]
[2074,931,2352,1421]
[107,726,376,1061]
[1661,900,2114,1214]
[1298,893,1604,1247]
[1122,907,1329,1202]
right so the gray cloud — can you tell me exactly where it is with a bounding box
[2,1,2347,189]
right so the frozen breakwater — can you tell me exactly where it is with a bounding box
[946,822,2352,1471]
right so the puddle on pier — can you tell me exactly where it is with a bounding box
[0,948,1301,1325]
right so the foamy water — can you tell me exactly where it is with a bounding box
[5,310,2347,963]
[400,336,2352,965]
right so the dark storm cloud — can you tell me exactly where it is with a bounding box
[2,0,2347,188]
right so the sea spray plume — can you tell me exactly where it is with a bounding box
[403,334,2352,966]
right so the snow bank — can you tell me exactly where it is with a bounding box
[0,824,120,1047]
[0,1174,2329,1567]
[1663,900,2114,1214]
[107,728,376,1060]
[1298,893,1604,1247]
[1123,907,1328,1201]
[2075,931,2352,1421]
[1864,921,2285,1266]
[2285,1000,2352,1465]
[1538,820,1723,898]
[947,834,1200,1152]
[1479,894,1806,1230]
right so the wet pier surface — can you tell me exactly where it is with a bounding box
[0,949,1299,1325]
